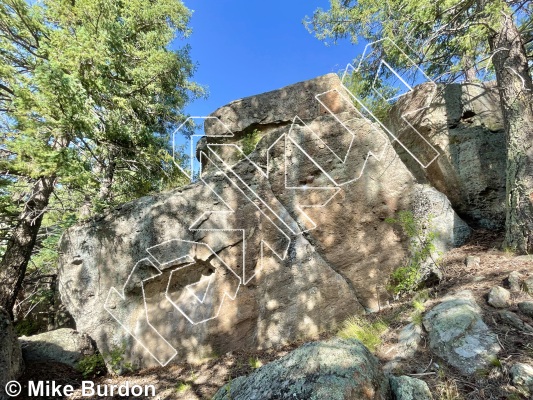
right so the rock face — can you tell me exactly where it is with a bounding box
[58,74,470,369]
[423,290,501,375]
[19,328,95,368]
[212,338,390,400]
[0,307,24,399]
[389,82,506,229]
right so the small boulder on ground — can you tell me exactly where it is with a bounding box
[524,276,533,294]
[1,307,24,399]
[465,256,480,269]
[212,338,390,400]
[510,363,533,395]
[507,271,523,293]
[389,375,433,400]
[487,286,511,308]
[423,290,501,375]
[497,310,533,333]
[518,301,533,318]
[19,328,95,368]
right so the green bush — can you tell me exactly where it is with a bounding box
[386,211,439,295]
[410,289,429,325]
[14,319,40,336]
[77,352,107,378]
[105,342,135,375]
[241,129,261,155]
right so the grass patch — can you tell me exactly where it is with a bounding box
[248,356,262,370]
[176,381,191,393]
[337,316,388,352]
[436,378,464,400]
[410,289,429,326]
[385,211,440,296]
[241,129,261,155]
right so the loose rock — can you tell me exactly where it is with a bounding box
[497,310,533,333]
[524,276,533,294]
[389,375,433,400]
[383,323,423,373]
[507,271,523,293]
[465,256,480,268]
[487,286,511,308]
[19,328,95,368]
[510,363,533,395]
[212,338,390,400]
[518,301,533,318]
[423,290,501,375]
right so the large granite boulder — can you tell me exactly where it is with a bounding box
[19,328,95,368]
[423,290,501,375]
[58,74,470,369]
[388,82,506,229]
[212,338,391,400]
[0,307,24,399]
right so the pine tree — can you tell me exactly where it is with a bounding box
[0,0,203,318]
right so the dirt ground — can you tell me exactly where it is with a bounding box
[17,229,533,399]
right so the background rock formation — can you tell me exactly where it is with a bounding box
[388,82,506,230]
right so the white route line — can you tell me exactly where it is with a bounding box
[104,258,178,366]
[162,240,241,326]
[199,148,292,285]
[172,116,234,182]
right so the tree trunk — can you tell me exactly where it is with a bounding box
[463,55,477,82]
[489,12,533,254]
[97,152,117,204]
[0,176,55,319]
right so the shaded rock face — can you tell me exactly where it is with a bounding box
[58,74,469,369]
[389,82,506,229]
[19,328,95,368]
[423,290,501,375]
[0,307,24,399]
[212,338,391,400]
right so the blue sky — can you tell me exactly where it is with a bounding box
[176,1,362,117]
